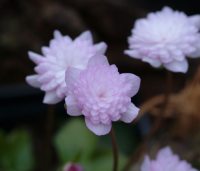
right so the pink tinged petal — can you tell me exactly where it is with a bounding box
[53,30,63,39]
[65,96,82,116]
[121,103,139,123]
[42,47,50,56]
[87,55,109,67]
[124,50,141,59]
[188,42,200,58]
[164,59,188,73]
[65,67,82,93]
[41,80,57,91]
[121,73,141,97]
[75,31,93,43]
[94,42,107,54]
[43,91,61,104]
[85,118,112,136]
[141,156,151,171]
[28,51,44,64]
[156,147,173,160]
[26,75,41,88]
[189,15,200,28]
[142,57,161,68]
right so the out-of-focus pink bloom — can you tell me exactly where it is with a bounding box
[26,30,107,104]
[65,55,140,135]
[125,6,200,73]
[141,147,198,171]
[63,163,84,171]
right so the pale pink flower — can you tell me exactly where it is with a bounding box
[125,6,200,73]
[26,30,107,104]
[63,163,83,171]
[65,55,140,135]
[141,147,198,171]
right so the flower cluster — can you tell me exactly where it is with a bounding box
[26,30,140,135]
[125,7,200,73]
[141,147,198,171]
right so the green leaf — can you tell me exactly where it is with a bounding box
[83,151,127,171]
[54,118,98,164]
[0,129,34,171]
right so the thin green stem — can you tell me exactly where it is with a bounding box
[110,127,119,171]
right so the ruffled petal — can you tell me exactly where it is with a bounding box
[141,156,151,171]
[28,51,44,64]
[65,67,82,93]
[53,30,63,39]
[85,118,111,136]
[164,59,188,73]
[26,75,41,88]
[142,57,162,68]
[121,73,141,97]
[121,103,139,123]
[87,55,109,67]
[75,31,93,43]
[156,146,173,159]
[189,15,200,28]
[94,42,107,54]
[65,95,82,116]
[43,91,61,104]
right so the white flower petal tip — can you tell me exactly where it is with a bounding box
[85,119,111,136]
[26,75,41,88]
[53,30,63,39]
[43,91,61,104]
[26,30,106,104]
[164,60,188,73]
[125,6,200,73]
[87,55,109,67]
[121,103,139,123]
[189,15,200,28]
[28,51,44,64]
[140,147,198,171]
[76,30,93,42]
[94,42,107,54]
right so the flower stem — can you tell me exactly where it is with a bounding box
[110,127,119,171]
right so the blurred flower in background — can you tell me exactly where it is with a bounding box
[63,163,84,171]
[125,6,200,73]
[141,147,198,171]
[26,30,107,104]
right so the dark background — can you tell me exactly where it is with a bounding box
[0,0,200,170]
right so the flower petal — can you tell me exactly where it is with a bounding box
[75,31,93,43]
[53,30,63,39]
[26,75,41,88]
[43,91,61,104]
[121,73,141,97]
[85,118,111,136]
[65,95,82,116]
[65,67,82,93]
[141,156,151,171]
[28,51,44,64]
[189,15,200,28]
[87,55,109,67]
[156,146,173,159]
[164,59,188,73]
[142,57,161,68]
[94,42,107,54]
[121,103,139,123]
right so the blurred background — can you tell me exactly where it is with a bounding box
[1,0,200,171]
